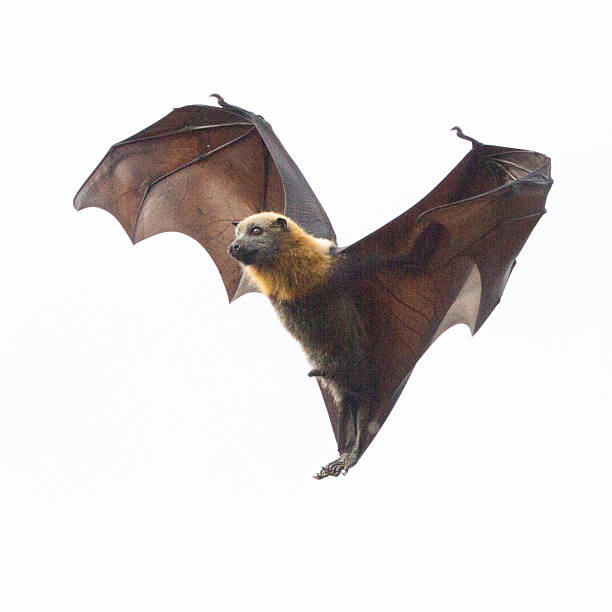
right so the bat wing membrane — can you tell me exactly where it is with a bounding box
[75,107,552,462]
[74,101,336,301]
[324,139,552,455]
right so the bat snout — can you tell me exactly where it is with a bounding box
[228,241,258,265]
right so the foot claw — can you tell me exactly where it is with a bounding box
[313,453,358,480]
[313,466,330,480]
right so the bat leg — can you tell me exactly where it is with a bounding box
[313,395,367,480]
[339,402,367,474]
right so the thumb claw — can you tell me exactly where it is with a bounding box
[210,93,228,107]
[451,126,482,148]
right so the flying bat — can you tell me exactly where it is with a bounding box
[74,95,553,479]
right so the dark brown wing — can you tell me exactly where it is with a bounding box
[323,132,553,457]
[74,98,336,302]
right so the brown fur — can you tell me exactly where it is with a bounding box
[242,214,334,301]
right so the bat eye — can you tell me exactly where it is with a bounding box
[251,227,263,236]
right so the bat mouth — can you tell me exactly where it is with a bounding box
[229,247,258,265]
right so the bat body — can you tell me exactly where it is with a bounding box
[74,96,553,479]
[229,212,375,476]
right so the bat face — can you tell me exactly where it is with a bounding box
[228,212,289,267]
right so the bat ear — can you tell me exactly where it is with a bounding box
[231,221,239,227]
[275,217,288,231]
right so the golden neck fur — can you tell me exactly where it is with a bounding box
[246,221,334,301]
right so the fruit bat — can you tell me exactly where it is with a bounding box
[74,95,553,479]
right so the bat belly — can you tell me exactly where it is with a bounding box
[272,291,372,396]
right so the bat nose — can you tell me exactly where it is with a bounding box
[228,242,241,255]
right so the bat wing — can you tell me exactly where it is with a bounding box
[324,131,553,457]
[74,97,336,302]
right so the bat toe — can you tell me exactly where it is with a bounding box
[313,452,357,480]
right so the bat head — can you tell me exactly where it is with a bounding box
[228,212,291,267]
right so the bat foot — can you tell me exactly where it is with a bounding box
[313,460,343,479]
[313,452,358,480]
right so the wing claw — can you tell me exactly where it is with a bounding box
[451,126,482,148]
[210,93,229,108]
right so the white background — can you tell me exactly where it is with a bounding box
[1,1,610,611]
